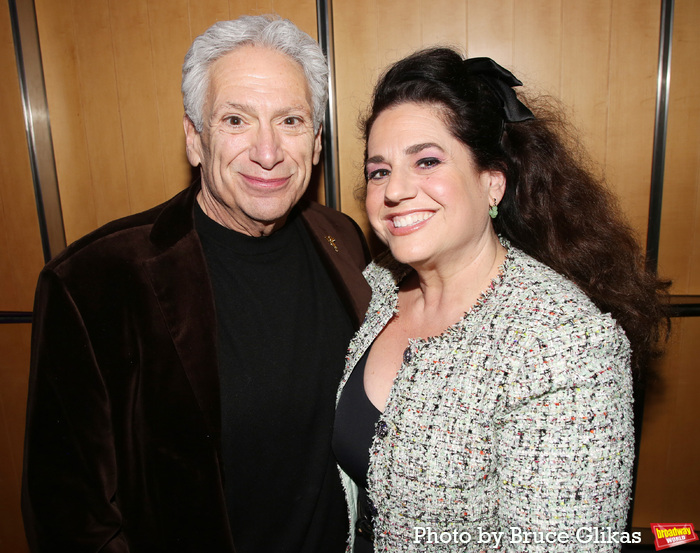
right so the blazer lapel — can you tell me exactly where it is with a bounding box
[143,183,222,447]
[299,204,371,329]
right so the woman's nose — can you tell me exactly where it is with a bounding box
[383,170,417,204]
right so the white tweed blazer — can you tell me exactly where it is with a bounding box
[337,242,634,552]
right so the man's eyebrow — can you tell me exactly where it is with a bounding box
[212,102,251,117]
[272,106,313,122]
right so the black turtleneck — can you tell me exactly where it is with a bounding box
[195,202,352,552]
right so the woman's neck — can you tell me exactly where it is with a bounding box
[397,234,506,338]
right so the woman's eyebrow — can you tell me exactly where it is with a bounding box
[367,142,443,165]
[366,154,385,164]
[405,142,442,155]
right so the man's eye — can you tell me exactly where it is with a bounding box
[283,116,301,125]
[367,169,389,181]
[226,116,242,126]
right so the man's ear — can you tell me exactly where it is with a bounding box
[312,125,323,166]
[183,115,202,167]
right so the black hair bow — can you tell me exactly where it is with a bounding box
[463,57,534,122]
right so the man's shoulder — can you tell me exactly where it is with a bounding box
[46,187,194,275]
[298,200,369,258]
[299,200,360,231]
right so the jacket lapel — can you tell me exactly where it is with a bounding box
[299,203,371,329]
[143,184,222,447]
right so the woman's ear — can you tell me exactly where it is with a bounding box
[484,170,506,204]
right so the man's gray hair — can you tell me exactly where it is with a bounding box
[182,15,329,133]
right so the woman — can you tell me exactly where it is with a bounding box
[332,48,668,552]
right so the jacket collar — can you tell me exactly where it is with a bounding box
[149,180,202,251]
[296,200,371,329]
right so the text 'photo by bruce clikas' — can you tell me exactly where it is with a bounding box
[413,526,643,547]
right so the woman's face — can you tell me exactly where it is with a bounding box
[365,102,504,270]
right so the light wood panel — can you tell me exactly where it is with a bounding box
[0,324,32,553]
[0,3,45,311]
[35,0,127,242]
[1,5,47,551]
[560,0,611,166]
[145,0,194,201]
[466,0,513,64]
[35,0,319,245]
[512,0,562,97]
[657,0,700,294]
[34,0,97,241]
[423,0,467,47]
[188,0,230,39]
[333,0,660,243]
[110,0,169,215]
[605,0,662,241]
[632,316,700,527]
[333,0,379,226]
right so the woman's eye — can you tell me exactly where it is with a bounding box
[417,157,440,168]
[367,168,389,181]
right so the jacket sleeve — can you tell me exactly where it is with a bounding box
[495,326,634,552]
[22,268,130,552]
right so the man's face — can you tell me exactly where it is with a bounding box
[184,45,322,236]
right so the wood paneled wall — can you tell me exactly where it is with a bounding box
[633,0,700,530]
[632,316,700,527]
[0,5,45,311]
[2,1,699,549]
[333,0,661,244]
[1,5,44,550]
[658,0,700,294]
[0,325,32,553]
[34,0,319,245]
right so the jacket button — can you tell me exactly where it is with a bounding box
[376,420,388,438]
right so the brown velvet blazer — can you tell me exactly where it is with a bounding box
[21,182,371,552]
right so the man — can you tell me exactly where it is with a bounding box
[22,15,370,552]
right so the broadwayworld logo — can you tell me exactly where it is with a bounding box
[650,523,698,551]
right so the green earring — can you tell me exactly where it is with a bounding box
[489,201,498,219]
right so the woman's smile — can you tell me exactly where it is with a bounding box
[388,210,435,230]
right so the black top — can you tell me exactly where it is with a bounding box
[333,350,381,551]
[196,203,353,553]
[333,350,382,490]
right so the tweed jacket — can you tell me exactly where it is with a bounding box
[338,243,634,552]
[22,182,371,552]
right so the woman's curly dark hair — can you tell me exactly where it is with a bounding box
[361,47,669,385]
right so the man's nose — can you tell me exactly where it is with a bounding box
[249,123,284,169]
